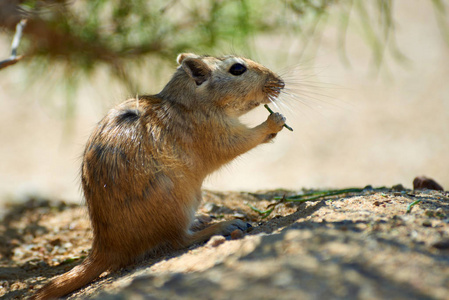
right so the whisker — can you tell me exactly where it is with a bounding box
[265,61,353,126]
[269,97,281,111]
[282,95,320,111]
[278,100,295,115]
[284,89,333,101]
[284,80,342,88]
[285,89,347,109]
[282,92,329,108]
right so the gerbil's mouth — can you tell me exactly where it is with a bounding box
[240,78,285,113]
[261,97,273,105]
[248,100,261,109]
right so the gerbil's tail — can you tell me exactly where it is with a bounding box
[30,255,108,300]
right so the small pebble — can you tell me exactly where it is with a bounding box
[422,220,432,227]
[206,235,226,247]
[13,249,25,260]
[50,238,62,246]
[413,176,444,191]
[203,202,220,213]
[232,212,246,219]
[63,242,73,249]
[392,184,405,191]
[56,246,67,254]
[435,208,446,218]
[424,209,435,217]
[431,239,449,250]
[230,229,244,240]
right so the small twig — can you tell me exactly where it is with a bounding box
[277,187,369,202]
[247,204,274,219]
[60,255,86,265]
[0,19,27,70]
[406,199,422,214]
[264,104,293,131]
[250,186,387,218]
[266,194,287,209]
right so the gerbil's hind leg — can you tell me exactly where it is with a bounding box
[181,219,249,247]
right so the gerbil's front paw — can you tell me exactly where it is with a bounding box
[267,112,286,132]
[219,219,251,236]
[263,112,285,142]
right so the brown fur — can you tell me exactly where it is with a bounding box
[31,53,286,299]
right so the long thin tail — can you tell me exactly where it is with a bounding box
[30,255,107,300]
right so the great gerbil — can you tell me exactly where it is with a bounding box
[32,53,287,299]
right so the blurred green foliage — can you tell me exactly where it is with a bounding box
[1,0,448,96]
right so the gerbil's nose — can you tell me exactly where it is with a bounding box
[278,79,285,89]
[264,76,284,97]
[272,77,284,90]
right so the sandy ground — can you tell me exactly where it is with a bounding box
[0,2,448,206]
[1,187,448,299]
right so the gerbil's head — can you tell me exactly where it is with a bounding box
[168,53,284,116]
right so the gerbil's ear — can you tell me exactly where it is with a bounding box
[176,53,196,65]
[181,57,211,86]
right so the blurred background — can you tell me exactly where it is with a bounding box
[1,0,448,206]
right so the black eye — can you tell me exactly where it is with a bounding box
[229,63,247,76]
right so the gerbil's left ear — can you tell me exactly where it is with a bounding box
[181,57,211,86]
[177,53,197,65]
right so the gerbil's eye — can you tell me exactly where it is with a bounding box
[229,63,247,76]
